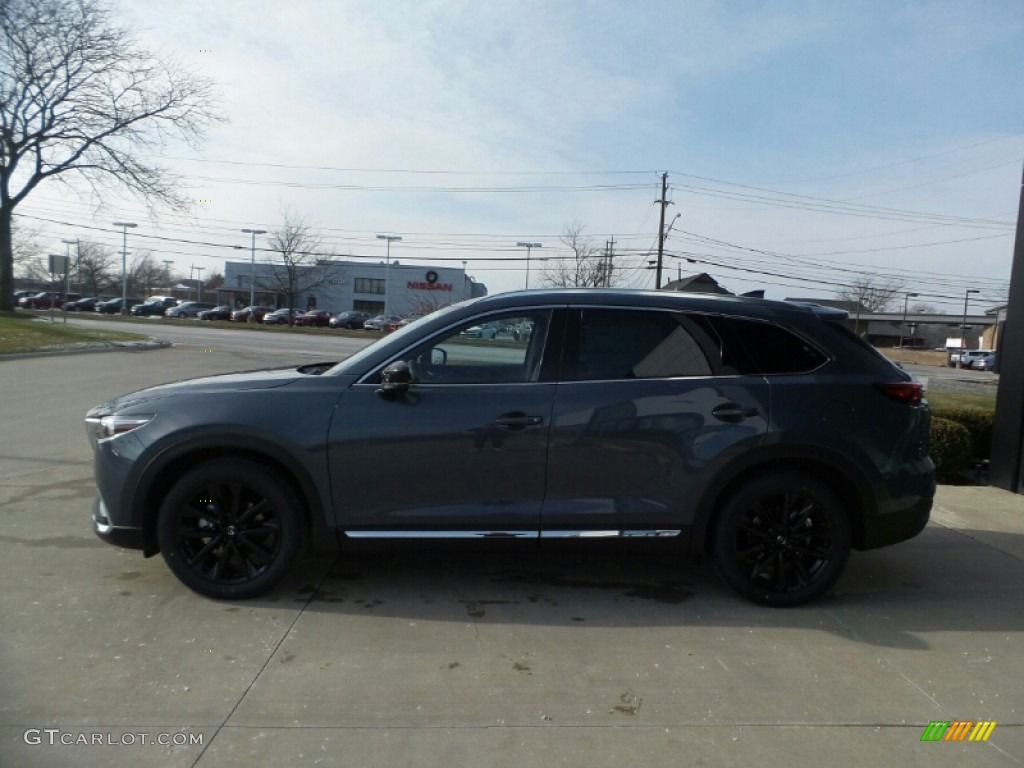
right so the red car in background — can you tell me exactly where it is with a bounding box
[19,291,80,309]
[231,305,274,323]
[293,309,332,327]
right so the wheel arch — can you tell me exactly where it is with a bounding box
[693,447,875,554]
[135,440,327,557]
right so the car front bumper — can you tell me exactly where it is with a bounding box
[92,497,145,550]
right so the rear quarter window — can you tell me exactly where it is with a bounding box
[715,317,828,374]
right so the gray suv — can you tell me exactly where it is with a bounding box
[85,290,935,606]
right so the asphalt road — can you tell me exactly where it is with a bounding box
[1,332,1022,767]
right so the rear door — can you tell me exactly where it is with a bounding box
[542,307,770,535]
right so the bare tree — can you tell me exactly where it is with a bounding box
[127,251,165,297]
[835,275,904,313]
[10,222,49,283]
[541,222,616,288]
[258,211,340,323]
[405,291,454,317]
[74,240,117,296]
[204,271,224,292]
[0,0,223,310]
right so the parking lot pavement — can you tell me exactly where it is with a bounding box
[2,349,1023,767]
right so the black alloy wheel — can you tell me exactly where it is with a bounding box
[712,472,851,607]
[157,459,303,599]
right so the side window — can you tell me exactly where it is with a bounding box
[715,317,827,374]
[397,312,550,385]
[571,309,713,380]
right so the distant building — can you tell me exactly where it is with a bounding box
[220,259,485,315]
[783,297,869,314]
[660,273,731,294]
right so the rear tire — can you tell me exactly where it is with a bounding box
[712,472,851,607]
[157,459,304,599]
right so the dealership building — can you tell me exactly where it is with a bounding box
[219,259,486,315]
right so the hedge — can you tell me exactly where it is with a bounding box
[931,406,994,462]
[930,417,974,483]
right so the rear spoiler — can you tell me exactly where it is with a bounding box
[783,301,850,320]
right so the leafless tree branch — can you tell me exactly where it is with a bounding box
[0,0,224,309]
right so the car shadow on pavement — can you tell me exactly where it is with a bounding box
[246,524,1024,652]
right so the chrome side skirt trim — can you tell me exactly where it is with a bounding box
[541,529,682,539]
[344,530,538,539]
[343,529,682,539]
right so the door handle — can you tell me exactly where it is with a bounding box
[711,403,760,423]
[494,413,544,429]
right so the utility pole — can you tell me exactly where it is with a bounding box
[194,267,205,303]
[112,221,137,314]
[604,236,616,287]
[654,173,672,289]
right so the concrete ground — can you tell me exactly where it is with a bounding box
[1,343,1022,767]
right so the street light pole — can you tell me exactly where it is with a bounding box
[162,260,174,292]
[960,288,980,366]
[112,221,137,314]
[516,242,542,290]
[376,235,402,315]
[62,238,79,293]
[194,267,205,303]
[899,292,919,349]
[241,228,267,313]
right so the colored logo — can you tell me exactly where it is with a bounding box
[920,721,996,742]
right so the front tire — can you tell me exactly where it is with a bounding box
[712,472,851,607]
[157,459,304,599]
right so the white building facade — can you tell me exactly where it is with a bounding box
[220,259,486,315]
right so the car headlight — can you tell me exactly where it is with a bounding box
[88,414,153,440]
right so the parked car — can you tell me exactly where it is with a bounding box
[131,297,179,316]
[231,305,275,323]
[972,353,998,371]
[396,315,424,329]
[294,309,333,327]
[95,297,144,314]
[957,349,995,369]
[364,314,402,331]
[85,289,935,606]
[19,291,80,309]
[166,301,216,318]
[64,297,103,312]
[461,321,500,339]
[262,308,305,325]
[329,311,372,330]
[198,305,233,321]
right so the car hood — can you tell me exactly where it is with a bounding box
[89,365,330,415]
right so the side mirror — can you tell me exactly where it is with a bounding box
[431,348,448,366]
[376,361,412,400]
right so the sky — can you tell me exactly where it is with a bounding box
[18,0,1024,314]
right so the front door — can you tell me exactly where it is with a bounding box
[328,310,557,534]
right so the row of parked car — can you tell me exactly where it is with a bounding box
[15,291,422,332]
[192,307,418,331]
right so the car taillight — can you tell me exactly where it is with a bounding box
[875,382,923,406]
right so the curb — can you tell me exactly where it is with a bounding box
[0,340,173,362]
